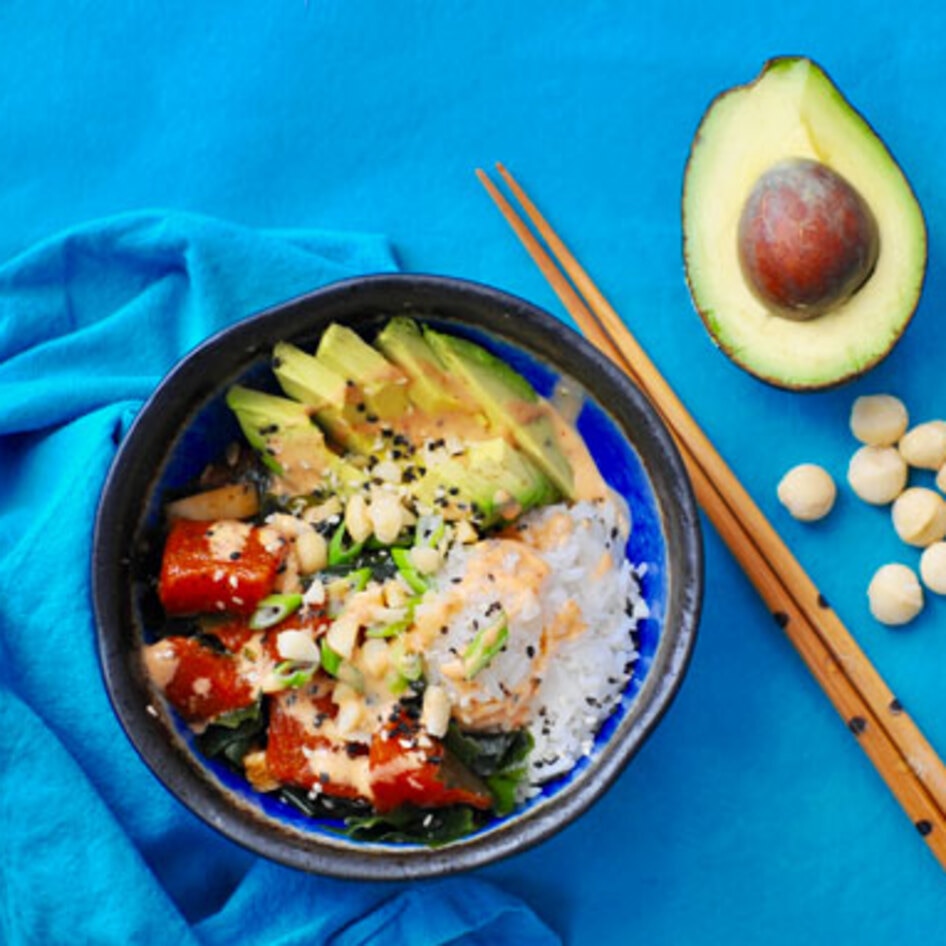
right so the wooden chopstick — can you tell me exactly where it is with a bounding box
[476,163,946,868]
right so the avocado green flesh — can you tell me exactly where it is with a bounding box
[272,341,347,410]
[683,57,927,389]
[375,316,469,415]
[423,328,575,497]
[229,319,577,518]
[316,322,410,420]
[225,385,364,492]
[414,438,559,526]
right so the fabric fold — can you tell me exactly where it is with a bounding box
[0,211,558,946]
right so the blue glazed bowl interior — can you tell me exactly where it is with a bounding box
[93,274,701,879]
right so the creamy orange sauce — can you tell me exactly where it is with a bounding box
[542,401,609,502]
[271,437,333,497]
[143,639,179,690]
[206,520,252,561]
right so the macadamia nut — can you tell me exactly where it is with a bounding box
[937,465,946,494]
[891,487,946,547]
[899,422,946,470]
[850,395,909,446]
[867,563,924,626]
[777,463,836,522]
[920,543,946,595]
[847,445,907,505]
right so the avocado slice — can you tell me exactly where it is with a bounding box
[682,57,927,390]
[414,437,559,526]
[315,323,410,420]
[422,328,575,498]
[225,385,364,496]
[374,316,470,415]
[272,341,347,410]
[271,341,378,454]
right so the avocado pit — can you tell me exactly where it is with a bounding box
[737,157,880,320]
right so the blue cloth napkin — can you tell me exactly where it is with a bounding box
[0,211,560,946]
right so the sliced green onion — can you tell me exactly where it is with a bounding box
[347,567,372,592]
[462,615,509,679]
[390,638,424,682]
[391,547,428,595]
[328,520,366,566]
[385,669,409,696]
[249,593,303,630]
[273,660,316,689]
[365,617,411,639]
[320,639,343,676]
[337,661,365,693]
[415,514,445,548]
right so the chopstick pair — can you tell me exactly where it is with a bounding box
[476,163,946,869]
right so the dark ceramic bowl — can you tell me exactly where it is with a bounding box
[92,273,702,880]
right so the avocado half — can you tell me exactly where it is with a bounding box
[682,57,927,390]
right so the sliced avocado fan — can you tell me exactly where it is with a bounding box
[423,327,575,498]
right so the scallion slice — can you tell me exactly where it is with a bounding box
[249,593,303,630]
[391,547,428,595]
[462,614,509,679]
[328,520,366,566]
[273,660,317,689]
[320,639,343,676]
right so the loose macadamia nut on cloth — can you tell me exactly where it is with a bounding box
[847,445,907,505]
[899,422,946,470]
[891,487,946,547]
[867,563,924,625]
[777,463,837,521]
[920,543,946,594]
[850,394,909,446]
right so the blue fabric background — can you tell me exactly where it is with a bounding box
[2,1,946,943]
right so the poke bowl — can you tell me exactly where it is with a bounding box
[92,273,703,879]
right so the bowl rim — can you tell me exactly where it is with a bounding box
[92,272,703,880]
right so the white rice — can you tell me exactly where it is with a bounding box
[422,492,648,791]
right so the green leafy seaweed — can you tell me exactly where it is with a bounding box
[343,804,484,846]
[196,701,266,768]
[444,724,534,815]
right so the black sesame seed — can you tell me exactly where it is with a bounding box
[366,413,379,423]
[229,551,242,561]
[526,645,536,658]
[848,716,867,736]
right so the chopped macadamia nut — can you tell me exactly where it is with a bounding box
[294,528,328,575]
[850,395,909,446]
[847,445,908,505]
[777,464,836,522]
[891,487,946,547]
[868,563,924,626]
[899,422,946,470]
[344,493,373,543]
[920,543,946,595]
